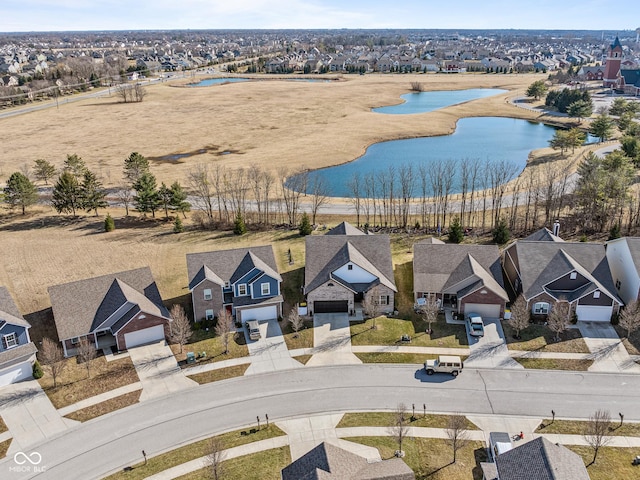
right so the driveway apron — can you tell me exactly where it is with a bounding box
[464,318,522,369]
[578,322,640,373]
[306,313,362,366]
[244,319,303,375]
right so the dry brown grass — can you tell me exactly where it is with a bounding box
[64,389,141,422]
[38,355,139,409]
[187,364,249,384]
[0,415,7,434]
[514,358,593,371]
[502,322,590,354]
[0,438,11,459]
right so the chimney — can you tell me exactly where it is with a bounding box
[553,220,560,237]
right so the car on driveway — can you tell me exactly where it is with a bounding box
[246,320,261,341]
[466,313,484,337]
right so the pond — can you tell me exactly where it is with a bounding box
[373,88,507,114]
[187,77,332,87]
[293,117,557,198]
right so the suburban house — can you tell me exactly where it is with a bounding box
[186,246,283,323]
[481,436,590,480]
[605,237,640,305]
[49,267,172,357]
[413,240,508,318]
[502,229,621,322]
[281,441,415,480]
[304,222,396,315]
[0,287,37,387]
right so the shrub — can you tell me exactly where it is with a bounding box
[32,360,44,379]
[104,213,115,232]
[299,212,312,236]
[173,216,184,233]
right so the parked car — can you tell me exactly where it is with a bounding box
[424,355,463,376]
[466,312,484,337]
[246,320,261,340]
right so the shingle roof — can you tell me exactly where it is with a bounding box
[0,286,31,329]
[524,228,564,242]
[48,267,168,341]
[495,437,590,480]
[186,246,280,290]
[304,235,396,295]
[327,221,367,236]
[0,342,37,369]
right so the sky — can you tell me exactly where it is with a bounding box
[1,0,639,33]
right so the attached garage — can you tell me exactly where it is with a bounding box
[124,325,165,349]
[314,300,348,314]
[240,305,278,322]
[0,361,33,387]
[463,303,501,319]
[575,305,613,322]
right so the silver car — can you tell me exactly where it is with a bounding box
[466,313,484,337]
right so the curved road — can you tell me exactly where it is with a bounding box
[2,364,640,480]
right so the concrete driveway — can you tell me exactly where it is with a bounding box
[578,322,640,373]
[465,317,522,369]
[244,319,303,375]
[306,313,362,366]
[128,341,198,401]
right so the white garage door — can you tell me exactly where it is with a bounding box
[124,325,165,349]
[241,305,278,322]
[575,305,613,322]
[0,361,32,387]
[463,303,501,319]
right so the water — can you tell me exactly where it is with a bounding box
[293,117,557,198]
[188,77,332,87]
[373,88,507,114]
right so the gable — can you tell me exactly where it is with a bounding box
[332,262,377,284]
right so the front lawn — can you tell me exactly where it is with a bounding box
[64,390,141,422]
[172,329,249,367]
[502,322,590,353]
[567,446,640,480]
[39,355,139,409]
[281,318,314,350]
[351,316,468,349]
[188,364,250,384]
[514,358,593,371]
[337,412,478,430]
[614,325,640,356]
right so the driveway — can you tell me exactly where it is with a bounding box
[464,317,522,369]
[244,319,303,375]
[128,341,198,401]
[0,379,74,455]
[578,322,640,373]
[306,313,362,366]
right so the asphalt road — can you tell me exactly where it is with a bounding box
[2,364,640,480]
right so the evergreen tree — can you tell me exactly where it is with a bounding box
[104,213,115,232]
[123,152,150,186]
[80,170,107,215]
[173,216,184,233]
[33,159,57,185]
[63,154,87,179]
[233,209,246,235]
[133,172,160,217]
[608,223,621,241]
[590,114,615,142]
[158,182,173,219]
[52,171,82,216]
[492,217,511,244]
[32,361,44,379]
[170,181,191,218]
[299,212,312,236]
[3,172,38,214]
[448,217,464,244]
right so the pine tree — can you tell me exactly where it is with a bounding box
[4,172,38,214]
[104,213,115,232]
[158,182,173,219]
[133,172,160,217]
[233,209,246,235]
[170,181,191,218]
[63,154,87,179]
[81,170,108,215]
[299,212,312,236]
[33,159,57,185]
[52,171,82,216]
[448,217,464,244]
[173,216,184,233]
[123,152,150,186]
[492,217,511,244]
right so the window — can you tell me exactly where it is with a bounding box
[203,289,212,301]
[2,333,17,349]
[615,279,621,290]
[71,337,79,345]
[347,264,353,270]
[205,309,214,321]
[532,302,550,315]
[570,272,577,280]
[261,283,270,295]
[224,281,230,289]
[594,291,601,299]
[379,295,389,305]
[238,284,247,296]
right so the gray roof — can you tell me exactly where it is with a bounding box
[327,221,367,236]
[304,234,397,295]
[0,342,37,369]
[507,241,619,303]
[0,287,31,329]
[281,442,414,480]
[524,228,564,242]
[495,437,590,480]
[48,267,168,341]
[413,244,506,299]
[186,246,280,290]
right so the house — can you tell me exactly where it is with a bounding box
[502,229,621,322]
[186,246,283,323]
[49,267,172,357]
[413,241,508,318]
[304,222,397,315]
[0,287,37,387]
[618,69,640,96]
[605,237,640,305]
[481,436,589,480]
[281,441,415,480]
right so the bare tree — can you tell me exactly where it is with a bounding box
[398,163,415,228]
[347,172,362,227]
[215,309,235,355]
[508,296,530,339]
[362,285,383,329]
[188,164,215,223]
[76,337,96,379]
[278,167,307,226]
[169,304,193,354]
[618,300,640,339]
[420,295,439,334]
[204,436,226,480]
[583,409,612,465]
[287,307,304,338]
[309,175,330,225]
[39,337,67,388]
[445,413,469,464]
[547,300,571,342]
[132,83,147,102]
[115,185,133,216]
[388,402,410,457]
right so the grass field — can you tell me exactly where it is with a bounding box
[502,322,590,353]
[187,364,250,384]
[0,439,11,459]
[567,446,640,480]
[536,418,640,437]
[337,412,478,430]
[64,390,141,422]
[514,358,593,371]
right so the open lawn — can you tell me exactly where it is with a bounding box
[351,316,468,348]
[614,325,640,356]
[187,364,250,384]
[103,424,286,480]
[337,412,478,430]
[346,436,486,480]
[536,418,640,437]
[64,390,141,422]
[175,447,291,480]
[567,446,640,480]
[281,318,314,350]
[514,358,593,371]
[38,355,138,409]
[502,322,590,354]
[0,439,11,459]
[172,328,249,366]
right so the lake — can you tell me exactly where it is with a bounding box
[373,88,507,114]
[294,117,557,198]
[188,77,332,87]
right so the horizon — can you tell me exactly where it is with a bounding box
[1,0,639,34]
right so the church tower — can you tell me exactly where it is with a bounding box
[603,36,623,88]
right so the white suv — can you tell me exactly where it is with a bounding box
[424,355,463,376]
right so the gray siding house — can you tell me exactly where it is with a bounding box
[0,287,37,386]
